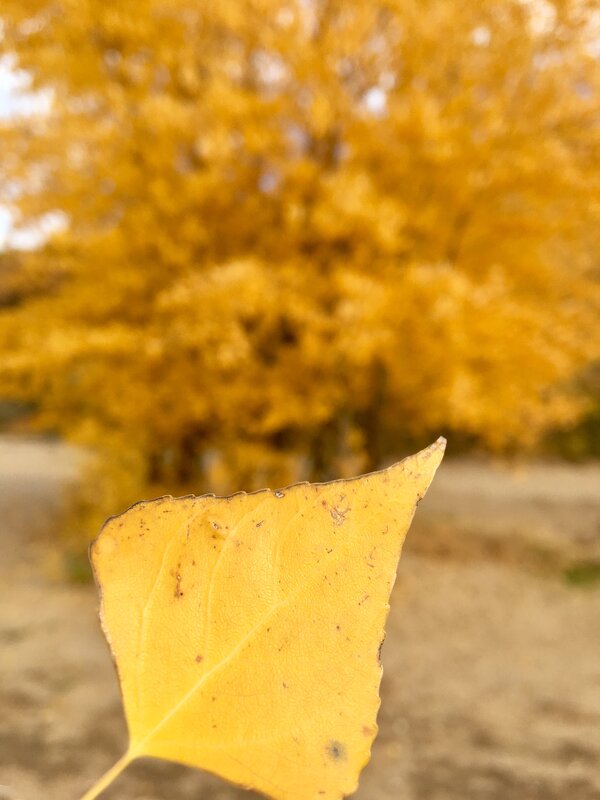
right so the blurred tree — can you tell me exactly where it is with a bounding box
[0,0,599,538]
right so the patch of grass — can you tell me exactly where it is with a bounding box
[563,561,600,588]
[64,551,93,583]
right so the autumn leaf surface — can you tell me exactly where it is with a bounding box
[83,438,445,800]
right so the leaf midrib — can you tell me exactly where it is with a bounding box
[130,542,344,757]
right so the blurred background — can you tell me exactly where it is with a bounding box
[0,0,599,798]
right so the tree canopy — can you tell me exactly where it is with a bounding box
[1,0,599,535]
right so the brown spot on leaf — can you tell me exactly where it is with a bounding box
[174,572,184,598]
[377,634,386,664]
[195,654,203,663]
[330,504,350,526]
[326,740,347,761]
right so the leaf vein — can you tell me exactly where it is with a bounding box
[132,545,344,755]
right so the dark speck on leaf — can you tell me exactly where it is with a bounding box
[274,490,285,498]
[326,740,347,761]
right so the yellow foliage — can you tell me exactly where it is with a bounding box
[83,439,445,800]
[0,1,599,525]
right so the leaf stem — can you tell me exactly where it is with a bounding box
[78,749,134,800]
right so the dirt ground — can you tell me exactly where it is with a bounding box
[1,436,599,800]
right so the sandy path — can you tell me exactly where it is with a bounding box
[1,437,599,799]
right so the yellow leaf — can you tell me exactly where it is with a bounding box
[82,438,445,800]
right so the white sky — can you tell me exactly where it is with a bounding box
[0,56,56,250]
[0,56,52,119]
